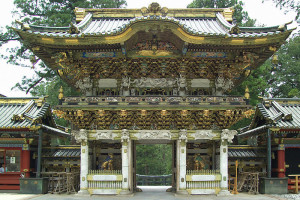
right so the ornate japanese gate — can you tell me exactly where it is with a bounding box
[14,2,292,195]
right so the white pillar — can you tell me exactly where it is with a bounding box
[176,130,188,194]
[218,129,237,195]
[220,140,229,192]
[120,129,131,194]
[78,141,89,195]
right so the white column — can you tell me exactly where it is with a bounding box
[176,130,188,194]
[220,140,228,191]
[120,129,131,194]
[218,129,237,195]
[78,141,89,195]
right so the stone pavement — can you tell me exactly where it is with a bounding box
[0,186,289,200]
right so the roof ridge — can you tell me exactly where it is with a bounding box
[271,101,293,121]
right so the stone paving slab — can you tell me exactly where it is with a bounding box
[0,186,290,200]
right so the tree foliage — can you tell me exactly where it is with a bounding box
[136,144,172,175]
[187,0,256,27]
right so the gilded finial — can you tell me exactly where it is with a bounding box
[244,86,250,99]
[58,86,64,100]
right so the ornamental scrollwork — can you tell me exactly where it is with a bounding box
[179,129,188,143]
[121,129,130,143]
[221,129,237,143]
[72,129,88,143]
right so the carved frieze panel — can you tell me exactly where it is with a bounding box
[133,130,173,140]
[53,55,258,94]
[189,130,219,140]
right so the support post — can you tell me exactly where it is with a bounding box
[219,139,230,195]
[219,129,237,196]
[120,129,131,194]
[78,141,89,195]
[267,129,272,178]
[36,129,43,178]
[22,145,30,178]
[176,130,188,194]
[277,144,285,178]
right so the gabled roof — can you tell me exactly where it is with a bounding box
[0,97,68,135]
[14,3,293,46]
[26,12,288,39]
[239,98,300,138]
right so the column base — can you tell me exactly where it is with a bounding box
[176,190,189,195]
[166,187,175,192]
[217,190,231,196]
[119,189,131,195]
[77,189,89,195]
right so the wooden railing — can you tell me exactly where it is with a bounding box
[136,174,172,186]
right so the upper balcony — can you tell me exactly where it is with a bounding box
[58,95,249,108]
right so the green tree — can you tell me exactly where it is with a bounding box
[0,0,127,97]
[136,144,172,176]
[187,0,256,27]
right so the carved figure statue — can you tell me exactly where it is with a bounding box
[121,76,130,89]
[194,154,205,170]
[100,154,114,170]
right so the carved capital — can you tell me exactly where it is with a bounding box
[72,129,88,143]
[179,129,188,143]
[221,129,237,143]
[121,129,130,144]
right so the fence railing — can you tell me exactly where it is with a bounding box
[136,174,172,186]
[186,169,220,175]
[88,170,122,175]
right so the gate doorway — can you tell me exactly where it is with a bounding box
[132,141,176,192]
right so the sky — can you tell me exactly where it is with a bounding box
[0,0,298,97]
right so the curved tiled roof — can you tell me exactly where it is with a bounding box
[0,99,49,129]
[255,98,300,130]
[25,11,287,39]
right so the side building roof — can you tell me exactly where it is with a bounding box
[239,98,300,138]
[0,97,69,137]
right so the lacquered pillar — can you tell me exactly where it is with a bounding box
[277,144,285,178]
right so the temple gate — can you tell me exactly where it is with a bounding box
[14,3,292,195]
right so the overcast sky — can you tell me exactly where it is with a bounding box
[0,0,298,97]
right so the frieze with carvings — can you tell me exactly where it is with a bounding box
[190,130,219,140]
[53,55,257,93]
[133,130,172,140]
